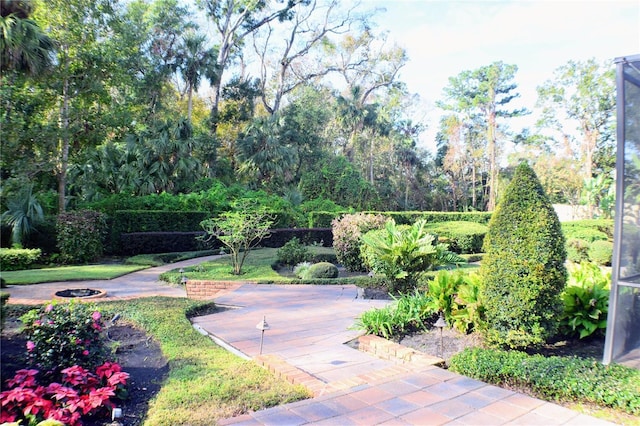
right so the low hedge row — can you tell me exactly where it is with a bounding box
[423,221,487,254]
[308,211,493,228]
[0,248,42,271]
[449,347,640,416]
[119,229,333,256]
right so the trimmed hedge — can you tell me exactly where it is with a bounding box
[589,240,614,266]
[120,232,213,255]
[369,211,492,225]
[0,248,42,271]
[260,228,333,248]
[481,163,567,349]
[306,262,339,279]
[449,348,640,416]
[423,221,487,254]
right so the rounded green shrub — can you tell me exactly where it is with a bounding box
[564,227,608,243]
[306,262,339,279]
[424,221,487,254]
[566,238,590,263]
[589,240,613,266]
[480,162,567,349]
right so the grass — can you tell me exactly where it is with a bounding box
[160,246,337,284]
[0,250,219,285]
[1,264,148,285]
[98,297,310,425]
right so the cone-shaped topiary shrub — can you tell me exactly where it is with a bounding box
[480,162,567,349]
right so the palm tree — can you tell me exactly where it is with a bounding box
[0,1,54,75]
[177,30,218,122]
[1,185,44,248]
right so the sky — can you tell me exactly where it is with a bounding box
[362,0,640,153]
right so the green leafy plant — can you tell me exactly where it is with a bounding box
[0,247,42,271]
[20,301,109,376]
[276,237,311,269]
[293,261,312,279]
[450,273,485,334]
[56,210,107,264]
[355,290,434,338]
[480,162,567,349]
[425,269,465,320]
[199,201,274,275]
[1,184,44,248]
[361,219,465,293]
[560,262,610,338]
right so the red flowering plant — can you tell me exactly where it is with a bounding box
[20,300,109,377]
[0,362,129,425]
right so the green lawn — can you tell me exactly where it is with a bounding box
[1,264,148,285]
[101,298,309,425]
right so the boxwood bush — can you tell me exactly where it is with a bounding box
[0,247,42,271]
[480,162,567,349]
[423,221,487,254]
[449,348,640,416]
[588,240,614,266]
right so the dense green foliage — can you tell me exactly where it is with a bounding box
[276,237,312,269]
[481,163,567,349]
[0,247,42,271]
[0,292,9,332]
[423,221,487,254]
[55,210,107,264]
[305,262,339,279]
[355,290,435,339]
[360,219,465,293]
[588,240,614,266]
[449,348,640,416]
[21,301,109,376]
[560,262,610,339]
[332,213,387,272]
[426,270,484,334]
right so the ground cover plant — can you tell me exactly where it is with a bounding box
[449,348,640,418]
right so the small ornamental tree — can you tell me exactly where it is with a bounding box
[200,201,273,275]
[480,162,567,349]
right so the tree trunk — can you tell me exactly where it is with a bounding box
[58,75,70,213]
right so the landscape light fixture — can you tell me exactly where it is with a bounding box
[256,316,270,355]
[434,312,447,358]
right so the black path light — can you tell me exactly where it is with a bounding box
[256,315,270,355]
[434,312,447,358]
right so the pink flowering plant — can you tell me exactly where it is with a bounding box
[20,300,109,377]
[0,362,129,425]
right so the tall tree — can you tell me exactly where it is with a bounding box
[34,0,119,212]
[176,29,218,122]
[439,61,527,210]
[251,0,362,114]
[536,58,615,185]
[0,0,54,75]
[196,0,307,130]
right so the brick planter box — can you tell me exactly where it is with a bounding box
[185,280,244,299]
